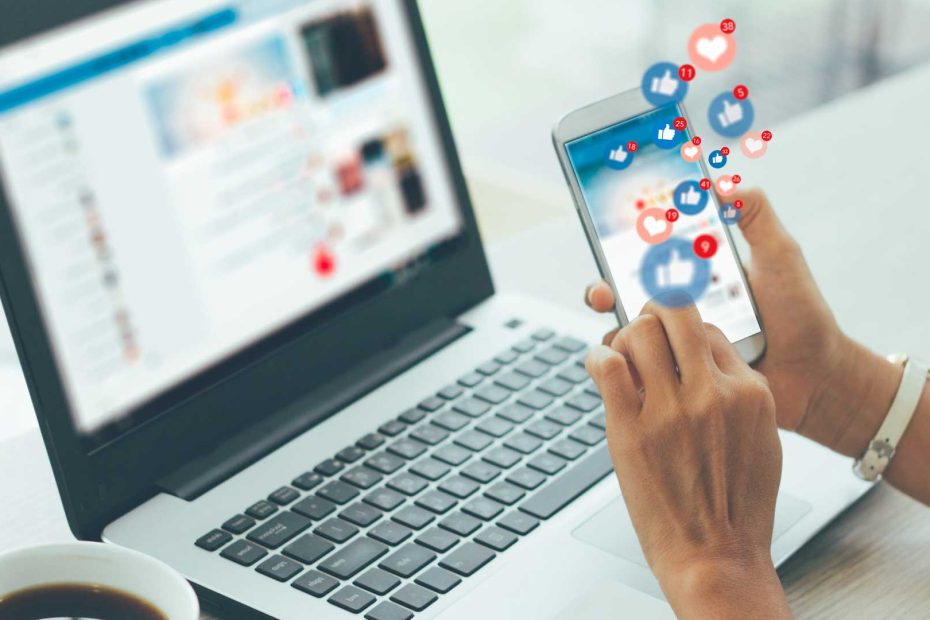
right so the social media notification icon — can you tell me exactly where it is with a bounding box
[720,204,741,225]
[641,61,688,107]
[640,237,712,306]
[708,149,728,169]
[707,91,754,138]
[605,143,634,170]
[653,118,683,149]
[673,180,708,215]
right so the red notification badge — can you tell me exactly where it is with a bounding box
[734,199,744,209]
[678,64,696,81]
[699,178,712,191]
[761,130,773,142]
[693,234,718,259]
[627,141,638,152]
[733,84,749,100]
[720,146,730,156]
[691,136,702,146]
[732,174,741,184]
[665,208,679,222]
[720,18,736,34]
[673,117,687,130]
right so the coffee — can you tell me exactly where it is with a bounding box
[0,582,167,620]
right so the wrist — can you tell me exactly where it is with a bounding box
[662,554,790,620]
[802,335,903,457]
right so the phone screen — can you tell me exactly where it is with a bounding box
[564,104,761,343]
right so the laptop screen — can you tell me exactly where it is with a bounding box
[0,0,462,442]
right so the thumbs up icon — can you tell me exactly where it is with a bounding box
[657,124,676,142]
[656,249,694,289]
[680,186,701,206]
[717,99,744,128]
[650,70,679,96]
[711,153,723,164]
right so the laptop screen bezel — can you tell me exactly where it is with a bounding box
[0,0,494,539]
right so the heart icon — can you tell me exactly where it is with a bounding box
[643,216,668,237]
[696,36,727,63]
[684,146,698,157]
[717,177,734,194]
[745,138,763,153]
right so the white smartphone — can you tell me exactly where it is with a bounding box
[552,88,766,363]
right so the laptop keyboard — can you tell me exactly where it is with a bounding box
[194,328,613,618]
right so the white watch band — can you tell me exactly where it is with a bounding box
[853,355,929,481]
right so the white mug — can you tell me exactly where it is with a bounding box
[0,541,199,619]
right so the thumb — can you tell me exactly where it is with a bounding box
[585,346,641,420]
[731,188,798,260]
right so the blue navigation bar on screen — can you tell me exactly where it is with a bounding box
[0,7,238,114]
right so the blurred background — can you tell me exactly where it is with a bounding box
[419,0,930,240]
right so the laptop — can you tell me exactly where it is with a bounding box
[0,1,873,618]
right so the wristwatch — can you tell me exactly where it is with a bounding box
[853,354,929,481]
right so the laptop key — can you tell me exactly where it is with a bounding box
[415,526,459,553]
[292,569,338,598]
[460,461,501,484]
[518,389,554,410]
[418,396,445,412]
[366,601,413,620]
[409,425,449,446]
[388,438,428,460]
[364,488,406,512]
[340,502,383,527]
[531,328,555,341]
[538,376,573,397]
[484,482,526,505]
[553,335,587,352]
[357,433,387,451]
[355,567,401,595]
[462,497,505,521]
[527,453,567,475]
[498,511,540,535]
[476,417,514,438]
[432,444,471,466]
[398,407,427,425]
[439,542,495,576]
[453,397,490,418]
[582,380,601,397]
[195,529,231,552]
[387,473,428,496]
[457,372,483,388]
[515,359,548,378]
[341,466,384,490]
[365,452,406,475]
[473,384,510,405]
[439,511,482,536]
[504,433,542,454]
[314,517,359,544]
[410,458,451,481]
[566,392,601,412]
[220,540,267,566]
[535,346,570,366]
[511,338,536,353]
[438,383,465,400]
[245,500,277,520]
[256,555,303,582]
[520,444,613,520]
[268,486,299,505]
[319,537,389,580]
[292,472,324,491]
[475,526,518,552]
[483,447,522,469]
[588,410,607,430]
[292,495,336,520]
[570,425,605,446]
[221,515,255,535]
[378,420,407,437]
[317,480,361,505]
[549,439,587,461]
[496,403,534,424]
[415,567,462,594]
[525,420,562,440]
[283,533,334,564]
[438,475,479,499]
[494,371,530,392]
[546,406,582,427]
[247,511,311,549]
[379,542,436,578]
[432,411,470,432]
[369,521,413,546]
[476,360,501,375]
[337,446,366,463]
[314,458,344,476]
[391,583,438,612]
[494,349,519,364]
[392,506,435,530]
[415,490,457,514]
[506,467,546,490]
[328,585,376,614]
[454,430,493,452]
[558,364,589,384]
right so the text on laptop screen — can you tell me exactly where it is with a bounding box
[0,0,462,440]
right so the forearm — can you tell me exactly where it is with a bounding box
[804,336,930,505]
[663,557,792,620]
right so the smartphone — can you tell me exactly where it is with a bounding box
[552,88,766,363]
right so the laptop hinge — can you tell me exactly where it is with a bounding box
[156,317,470,501]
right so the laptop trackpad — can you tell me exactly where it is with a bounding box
[572,493,813,568]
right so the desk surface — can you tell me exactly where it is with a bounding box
[3,59,930,620]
